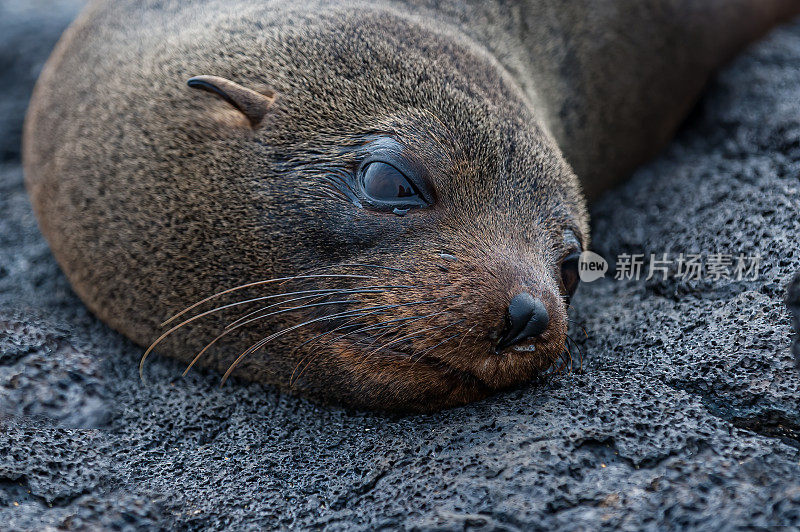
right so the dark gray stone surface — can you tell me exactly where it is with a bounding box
[788,272,800,369]
[1,3,799,530]
[0,1,86,163]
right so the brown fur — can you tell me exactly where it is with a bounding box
[23,0,800,411]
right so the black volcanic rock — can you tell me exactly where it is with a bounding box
[787,271,800,369]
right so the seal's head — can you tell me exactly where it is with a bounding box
[154,8,587,411]
[26,2,587,411]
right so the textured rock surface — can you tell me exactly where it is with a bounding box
[2,3,800,530]
[788,272,800,369]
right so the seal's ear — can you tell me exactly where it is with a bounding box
[187,75,275,127]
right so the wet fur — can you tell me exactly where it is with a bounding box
[23,0,800,411]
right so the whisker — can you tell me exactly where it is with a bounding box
[286,300,459,384]
[160,273,377,327]
[182,329,235,377]
[225,292,336,330]
[424,334,469,368]
[557,338,574,374]
[147,284,412,379]
[565,333,585,372]
[566,344,573,373]
[274,263,409,289]
[220,297,455,385]
[364,319,465,363]
[295,305,455,380]
[317,297,457,351]
[556,355,569,374]
[360,326,443,362]
[291,314,445,387]
[548,345,571,375]
[350,311,453,352]
[143,297,358,379]
[180,299,362,376]
[345,307,462,374]
[408,322,466,369]
[143,297,286,378]
[335,263,410,274]
[458,325,477,348]
[412,331,463,361]
[292,319,416,386]
[288,313,443,387]
[225,285,412,330]
[353,323,413,350]
[567,317,590,337]
[311,311,446,352]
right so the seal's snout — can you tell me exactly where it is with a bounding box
[498,293,550,350]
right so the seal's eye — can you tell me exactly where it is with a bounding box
[561,252,581,298]
[359,162,428,212]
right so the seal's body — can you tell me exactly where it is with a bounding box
[24,0,800,411]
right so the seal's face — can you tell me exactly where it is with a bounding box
[271,121,587,410]
[146,8,588,411]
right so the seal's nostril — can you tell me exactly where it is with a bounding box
[498,293,550,349]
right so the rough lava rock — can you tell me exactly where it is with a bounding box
[788,271,800,369]
[0,1,86,163]
[2,4,800,530]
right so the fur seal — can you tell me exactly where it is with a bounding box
[23,0,800,411]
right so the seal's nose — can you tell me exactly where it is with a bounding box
[498,293,550,350]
